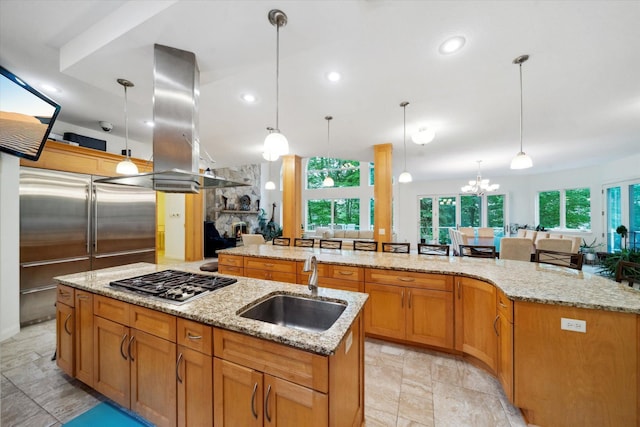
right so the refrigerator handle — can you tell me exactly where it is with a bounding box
[86,185,91,254]
[93,185,98,252]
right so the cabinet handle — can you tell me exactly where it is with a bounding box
[264,263,275,267]
[77,294,89,300]
[338,271,354,276]
[457,281,461,299]
[63,313,72,335]
[120,333,128,360]
[265,384,272,422]
[128,336,135,362]
[408,290,412,309]
[493,315,500,337]
[499,301,508,308]
[398,277,415,282]
[251,382,258,419]
[176,352,183,383]
[187,332,202,340]
[401,290,405,308]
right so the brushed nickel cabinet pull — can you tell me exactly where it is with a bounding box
[176,353,183,383]
[398,277,415,282]
[251,382,258,419]
[408,291,412,309]
[187,332,202,340]
[77,294,89,300]
[128,336,135,362]
[339,271,354,276]
[265,384,272,422]
[499,301,508,308]
[63,313,72,335]
[264,263,275,267]
[493,315,500,336]
[457,281,461,299]
[401,290,405,308]
[120,334,128,360]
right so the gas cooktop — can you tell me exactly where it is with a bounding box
[109,269,237,305]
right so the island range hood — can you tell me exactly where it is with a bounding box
[96,44,248,193]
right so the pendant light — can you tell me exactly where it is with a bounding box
[115,78,138,175]
[461,160,499,195]
[510,54,533,170]
[265,159,276,190]
[263,9,289,162]
[322,115,334,187]
[398,101,412,183]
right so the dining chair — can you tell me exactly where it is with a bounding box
[319,239,342,249]
[615,260,640,287]
[417,244,450,256]
[535,249,584,270]
[241,234,265,246]
[382,242,410,253]
[499,237,534,261]
[458,227,475,237]
[353,240,378,251]
[536,238,573,253]
[294,238,315,248]
[477,227,494,238]
[459,245,496,258]
[272,237,290,246]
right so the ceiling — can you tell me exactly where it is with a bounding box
[1,0,639,181]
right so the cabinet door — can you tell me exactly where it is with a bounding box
[454,278,498,371]
[406,288,454,349]
[177,346,213,427]
[93,316,130,407]
[56,302,74,376]
[214,358,263,427]
[130,329,177,427]
[363,283,405,339]
[74,291,93,386]
[497,312,513,402]
[264,374,328,427]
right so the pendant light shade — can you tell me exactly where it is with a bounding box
[263,10,289,161]
[265,157,276,190]
[322,115,334,187]
[411,127,436,145]
[398,101,412,183]
[510,54,533,170]
[116,78,138,175]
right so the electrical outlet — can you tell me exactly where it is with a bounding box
[379,228,385,235]
[561,317,586,333]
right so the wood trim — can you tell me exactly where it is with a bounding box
[184,191,203,261]
[373,143,393,247]
[282,155,302,239]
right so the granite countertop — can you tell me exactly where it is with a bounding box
[54,262,368,356]
[220,245,640,315]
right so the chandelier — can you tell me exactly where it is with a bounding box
[461,161,499,196]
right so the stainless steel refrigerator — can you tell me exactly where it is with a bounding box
[19,167,156,325]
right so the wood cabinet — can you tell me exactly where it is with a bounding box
[454,277,498,372]
[74,290,93,386]
[92,295,177,427]
[514,301,638,427]
[176,319,213,427]
[297,262,364,292]
[218,253,244,276]
[364,269,454,349]
[56,297,75,377]
[495,290,513,402]
[244,256,297,283]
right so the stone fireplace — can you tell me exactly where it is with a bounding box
[231,221,247,238]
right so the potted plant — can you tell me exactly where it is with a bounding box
[580,238,601,262]
[616,225,628,250]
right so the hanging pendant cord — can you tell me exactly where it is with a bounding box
[124,85,129,158]
[403,104,408,170]
[519,62,523,153]
[275,22,280,131]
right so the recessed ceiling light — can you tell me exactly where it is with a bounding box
[439,36,466,55]
[241,93,256,103]
[326,71,341,82]
[145,120,155,127]
[41,84,60,93]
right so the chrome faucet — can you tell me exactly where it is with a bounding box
[302,255,318,293]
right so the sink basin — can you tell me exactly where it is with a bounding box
[239,294,347,333]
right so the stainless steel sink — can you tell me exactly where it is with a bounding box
[239,294,347,333]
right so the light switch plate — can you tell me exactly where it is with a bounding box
[379,228,385,235]
[561,317,586,333]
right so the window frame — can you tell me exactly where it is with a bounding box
[536,187,592,231]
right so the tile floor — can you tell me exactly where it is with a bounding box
[1,319,528,426]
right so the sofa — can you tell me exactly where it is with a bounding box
[515,229,582,253]
[308,227,390,249]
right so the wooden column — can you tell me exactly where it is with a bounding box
[184,191,203,261]
[281,155,302,239]
[373,144,393,247]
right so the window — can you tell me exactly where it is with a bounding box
[370,198,375,229]
[368,162,375,186]
[538,188,590,230]
[605,181,640,252]
[306,198,360,229]
[419,197,434,242]
[306,157,360,189]
[460,195,481,227]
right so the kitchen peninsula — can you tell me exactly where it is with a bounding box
[54,262,367,427]
[218,245,640,427]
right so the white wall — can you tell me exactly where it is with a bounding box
[164,193,185,260]
[0,153,20,341]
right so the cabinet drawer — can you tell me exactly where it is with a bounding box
[130,305,176,342]
[94,295,129,325]
[177,318,213,355]
[218,265,244,276]
[496,290,513,323]
[365,268,453,291]
[245,268,297,284]
[327,265,364,282]
[318,277,363,293]
[244,257,296,273]
[214,328,329,393]
[296,261,329,279]
[218,254,243,268]
[57,284,75,306]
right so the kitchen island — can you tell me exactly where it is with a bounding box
[54,262,367,427]
[218,245,640,427]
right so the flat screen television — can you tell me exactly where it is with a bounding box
[0,65,61,161]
